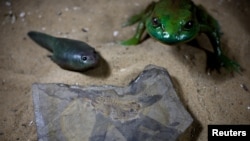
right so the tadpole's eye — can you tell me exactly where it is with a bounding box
[81,56,88,61]
[183,20,194,30]
[152,17,161,27]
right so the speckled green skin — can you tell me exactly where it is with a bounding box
[28,31,99,71]
[121,0,240,73]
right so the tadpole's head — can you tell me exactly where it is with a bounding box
[72,49,100,71]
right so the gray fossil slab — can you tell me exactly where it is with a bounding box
[32,65,193,141]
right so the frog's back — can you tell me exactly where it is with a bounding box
[156,0,194,12]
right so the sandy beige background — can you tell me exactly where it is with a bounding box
[0,0,249,140]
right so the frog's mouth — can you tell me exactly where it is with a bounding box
[147,23,198,45]
[148,31,196,45]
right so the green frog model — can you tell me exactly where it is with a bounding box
[121,0,240,73]
[28,31,99,71]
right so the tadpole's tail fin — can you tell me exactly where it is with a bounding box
[27,31,56,52]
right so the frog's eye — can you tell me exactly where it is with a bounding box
[152,17,161,27]
[183,20,194,30]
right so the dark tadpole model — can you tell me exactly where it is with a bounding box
[28,31,99,71]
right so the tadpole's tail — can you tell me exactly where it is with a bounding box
[27,31,56,52]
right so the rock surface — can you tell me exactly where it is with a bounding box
[32,65,193,141]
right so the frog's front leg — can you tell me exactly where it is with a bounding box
[197,6,241,73]
[205,30,241,73]
[120,2,155,46]
[120,21,146,45]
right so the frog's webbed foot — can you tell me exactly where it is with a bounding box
[205,51,241,74]
[218,54,241,73]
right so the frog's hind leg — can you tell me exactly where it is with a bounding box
[197,5,241,73]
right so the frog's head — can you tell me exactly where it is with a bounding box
[146,9,200,45]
